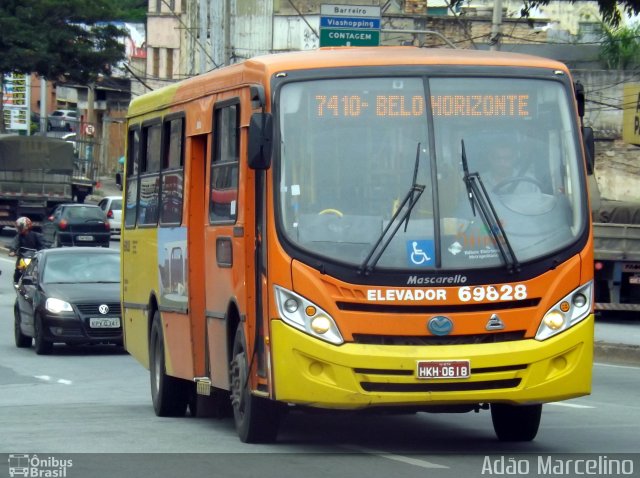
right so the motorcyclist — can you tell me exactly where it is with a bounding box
[9,217,45,284]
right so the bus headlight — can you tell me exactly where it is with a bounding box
[536,281,592,341]
[275,285,343,345]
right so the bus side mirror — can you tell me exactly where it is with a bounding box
[582,126,595,175]
[575,81,585,119]
[248,113,273,170]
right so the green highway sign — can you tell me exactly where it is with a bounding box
[320,4,381,47]
[320,28,380,47]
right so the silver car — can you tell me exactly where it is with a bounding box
[47,110,77,131]
[98,196,123,236]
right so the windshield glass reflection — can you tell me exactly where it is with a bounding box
[43,253,120,283]
[277,76,584,271]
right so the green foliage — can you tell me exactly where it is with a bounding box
[110,0,148,22]
[524,0,640,27]
[0,0,126,83]
[450,0,640,27]
[599,23,640,69]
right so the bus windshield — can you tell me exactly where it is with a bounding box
[277,75,585,271]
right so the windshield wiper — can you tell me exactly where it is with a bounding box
[359,143,425,275]
[461,139,520,272]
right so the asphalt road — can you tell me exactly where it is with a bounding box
[0,253,639,478]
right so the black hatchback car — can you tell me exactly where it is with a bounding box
[14,247,122,354]
[42,203,111,247]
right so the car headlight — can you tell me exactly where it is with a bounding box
[45,298,74,314]
[536,281,592,341]
[274,285,343,345]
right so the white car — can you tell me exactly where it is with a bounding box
[98,196,123,236]
[47,110,77,131]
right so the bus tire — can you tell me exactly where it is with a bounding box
[149,311,189,417]
[491,403,542,441]
[230,325,281,443]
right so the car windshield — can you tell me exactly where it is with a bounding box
[111,199,122,210]
[63,206,105,221]
[43,253,120,283]
[277,75,585,270]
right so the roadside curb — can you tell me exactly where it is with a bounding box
[594,341,640,366]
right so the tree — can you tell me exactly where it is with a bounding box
[599,23,640,69]
[522,0,640,27]
[0,0,127,132]
[447,0,640,27]
[111,0,148,22]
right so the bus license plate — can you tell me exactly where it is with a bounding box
[629,275,640,285]
[77,235,94,241]
[89,317,121,328]
[417,360,470,379]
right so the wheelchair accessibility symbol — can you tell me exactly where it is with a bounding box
[406,240,434,267]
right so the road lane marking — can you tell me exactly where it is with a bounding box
[34,375,72,385]
[343,445,449,469]
[548,402,594,409]
[595,362,640,370]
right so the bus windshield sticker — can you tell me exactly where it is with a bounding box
[407,239,434,267]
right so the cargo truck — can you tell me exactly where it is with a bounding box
[0,135,95,228]
[589,171,640,312]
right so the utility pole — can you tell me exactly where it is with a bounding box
[490,0,503,51]
[199,0,208,73]
[210,0,225,67]
[86,83,95,177]
[39,77,47,134]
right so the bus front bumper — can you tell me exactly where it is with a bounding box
[270,316,594,409]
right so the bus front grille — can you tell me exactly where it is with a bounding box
[352,330,527,345]
[359,378,521,393]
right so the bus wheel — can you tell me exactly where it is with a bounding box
[230,326,280,443]
[491,403,542,441]
[149,311,189,417]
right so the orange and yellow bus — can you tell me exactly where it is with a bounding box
[122,46,595,443]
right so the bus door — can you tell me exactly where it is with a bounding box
[204,98,243,390]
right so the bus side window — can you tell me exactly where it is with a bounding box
[138,122,161,226]
[124,127,140,228]
[160,116,185,225]
[210,102,239,223]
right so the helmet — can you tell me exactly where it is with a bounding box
[16,216,32,233]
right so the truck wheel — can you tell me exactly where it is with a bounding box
[34,314,53,355]
[229,325,281,443]
[149,311,189,416]
[14,301,32,348]
[491,403,542,441]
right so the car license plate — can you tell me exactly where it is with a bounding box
[77,235,94,241]
[417,360,470,379]
[89,317,121,328]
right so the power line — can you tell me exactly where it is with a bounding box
[123,63,154,91]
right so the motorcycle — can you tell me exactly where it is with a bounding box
[13,247,37,288]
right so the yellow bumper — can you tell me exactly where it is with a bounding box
[271,315,594,409]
